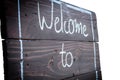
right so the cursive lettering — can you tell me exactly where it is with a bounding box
[37,1,88,37]
[59,43,73,68]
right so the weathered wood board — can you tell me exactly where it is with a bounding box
[24,71,102,80]
[1,0,102,80]
[1,0,98,41]
[65,71,102,80]
[3,40,101,80]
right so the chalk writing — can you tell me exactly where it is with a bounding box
[59,43,73,68]
[37,1,88,37]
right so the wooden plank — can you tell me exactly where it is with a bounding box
[1,0,98,41]
[24,71,102,80]
[3,40,101,80]
[65,71,102,80]
[2,41,21,80]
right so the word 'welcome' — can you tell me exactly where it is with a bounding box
[37,1,88,37]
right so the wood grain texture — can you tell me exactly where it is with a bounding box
[65,71,102,80]
[1,0,98,41]
[1,0,101,80]
[24,71,102,80]
[3,40,101,80]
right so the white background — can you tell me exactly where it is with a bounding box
[1,0,120,80]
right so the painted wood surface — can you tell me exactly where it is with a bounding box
[1,0,102,80]
[65,71,102,80]
[24,71,102,80]
[1,0,98,41]
[3,40,101,80]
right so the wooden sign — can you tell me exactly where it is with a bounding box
[1,0,98,41]
[3,40,101,80]
[1,0,102,80]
